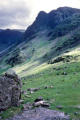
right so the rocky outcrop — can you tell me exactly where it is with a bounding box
[0,69,22,111]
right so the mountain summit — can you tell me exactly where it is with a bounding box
[24,7,80,40]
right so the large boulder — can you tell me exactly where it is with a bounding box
[0,69,22,111]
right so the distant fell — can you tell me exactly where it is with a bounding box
[24,7,80,40]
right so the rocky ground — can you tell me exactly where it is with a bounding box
[9,107,69,120]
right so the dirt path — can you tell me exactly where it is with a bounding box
[10,107,69,120]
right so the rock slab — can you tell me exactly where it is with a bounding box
[10,107,69,120]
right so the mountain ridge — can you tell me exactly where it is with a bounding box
[1,7,80,68]
[24,7,80,40]
[0,29,24,51]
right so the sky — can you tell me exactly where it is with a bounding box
[0,0,80,30]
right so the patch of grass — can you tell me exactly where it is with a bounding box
[0,106,23,120]
[20,61,80,119]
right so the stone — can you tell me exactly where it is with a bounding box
[41,103,50,108]
[23,103,33,110]
[44,86,48,89]
[34,96,43,102]
[8,107,70,120]
[33,97,50,108]
[30,91,34,94]
[19,100,24,104]
[56,105,63,109]
[27,88,40,92]
[0,69,22,111]
[75,105,80,109]
[44,85,54,89]
[9,107,70,120]
[62,72,67,75]
[74,112,79,115]
[50,86,54,88]
[5,69,16,76]
[0,116,2,119]
[33,100,46,107]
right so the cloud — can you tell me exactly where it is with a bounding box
[0,0,30,29]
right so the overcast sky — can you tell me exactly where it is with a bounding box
[0,0,80,29]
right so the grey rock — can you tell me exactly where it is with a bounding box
[62,72,67,75]
[74,112,79,115]
[0,69,22,111]
[19,100,24,104]
[56,105,63,109]
[50,85,54,88]
[33,97,50,108]
[5,69,17,77]
[75,105,80,109]
[27,88,40,92]
[10,107,70,120]
[44,86,48,89]
[23,103,33,110]
[0,116,2,119]
[34,96,43,102]
[41,103,50,108]
[44,85,54,89]
[33,101,50,108]
[33,100,45,107]
[30,91,34,94]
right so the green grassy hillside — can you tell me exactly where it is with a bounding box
[14,47,80,119]
[1,47,80,119]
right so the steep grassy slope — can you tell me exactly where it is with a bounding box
[7,26,79,78]
[15,47,80,120]
[1,7,80,69]
[1,27,80,77]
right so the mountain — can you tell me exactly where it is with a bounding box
[0,29,24,51]
[1,7,80,120]
[24,7,80,40]
[1,7,80,68]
